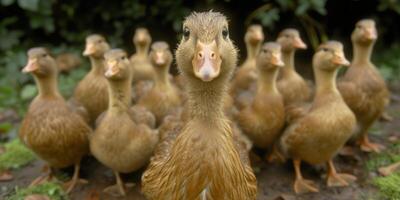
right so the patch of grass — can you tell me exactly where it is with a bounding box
[373,173,400,200]
[0,139,36,171]
[6,182,68,200]
[366,142,400,171]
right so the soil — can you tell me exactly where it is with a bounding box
[1,98,399,200]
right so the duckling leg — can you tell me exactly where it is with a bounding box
[63,163,88,193]
[326,160,356,187]
[378,161,400,176]
[293,159,319,194]
[103,171,135,197]
[30,165,55,186]
[266,145,286,163]
[358,134,384,153]
[379,112,393,122]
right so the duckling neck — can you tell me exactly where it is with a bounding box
[281,50,296,72]
[108,78,132,113]
[187,77,227,123]
[246,42,261,61]
[314,68,339,98]
[352,42,374,66]
[257,68,279,95]
[89,56,106,75]
[136,44,149,58]
[35,74,62,99]
[154,65,171,89]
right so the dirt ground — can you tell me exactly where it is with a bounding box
[1,97,399,200]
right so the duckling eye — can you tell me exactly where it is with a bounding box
[222,27,229,39]
[262,49,268,54]
[321,48,329,52]
[42,54,47,58]
[183,27,190,39]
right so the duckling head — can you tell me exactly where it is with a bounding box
[83,34,110,58]
[149,41,173,68]
[313,41,350,72]
[133,28,152,47]
[245,24,264,46]
[176,11,238,82]
[22,47,58,77]
[277,28,307,52]
[352,19,377,45]
[104,49,131,81]
[257,42,284,71]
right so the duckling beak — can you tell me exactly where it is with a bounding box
[332,53,350,67]
[254,31,264,42]
[83,43,96,56]
[105,60,119,78]
[154,52,165,65]
[364,28,377,40]
[293,37,307,49]
[192,40,222,82]
[271,53,284,67]
[22,58,39,73]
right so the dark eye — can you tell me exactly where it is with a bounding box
[183,27,190,39]
[222,27,229,39]
[42,54,47,57]
[321,47,329,52]
[262,49,268,54]
[121,56,127,60]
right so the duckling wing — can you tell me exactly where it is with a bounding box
[285,102,311,124]
[67,97,90,124]
[337,81,366,114]
[130,105,156,129]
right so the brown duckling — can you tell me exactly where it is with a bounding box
[142,12,257,200]
[130,28,155,82]
[236,42,285,159]
[276,28,311,105]
[231,25,264,107]
[55,53,82,73]
[338,19,390,152]
[280,41,356,194]
[72,34,110,125]
[137,41,182,125]
[20,47,91,193]
[90,49,158,197]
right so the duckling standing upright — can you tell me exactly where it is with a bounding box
[130,28,154,82]
[276,29,310,105]
[280,41,356,194]
[236,42,285,160]
[338,19,390,152]
[72,34,110,125]
[90,49,158,197]
[142,12,257,200]
[138,42,182,125]
[20,48,91,193]
[231,25,264,108]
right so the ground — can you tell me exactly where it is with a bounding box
[0,95,399,200]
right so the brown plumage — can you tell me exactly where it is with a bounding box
[56,53,82,73]
[138,41,182,125]
[280,41,357,194]
[142,11,257,200]
[130,28,155,82]
[90,49,158,196]
[19,47,91,193]
[72,34,110,125]
[338,19,390,153]
[231,24,264,108]
[276,28,311,105]
[236,42,285,154]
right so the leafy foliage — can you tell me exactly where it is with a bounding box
[0,139,36,171]
[366,142,400,171]
[373,173,400,200]
[7,182,68,200]
[374,43,400,82]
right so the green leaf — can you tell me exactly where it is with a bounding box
[17,0,39,11]
[20,84,37,100]
[1,0,15,6]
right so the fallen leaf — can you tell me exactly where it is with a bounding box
[24,194,51,200]
[85,189,100,200]
[274,194,296,200]
[0,171,13,181]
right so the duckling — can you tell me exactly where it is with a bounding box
[280,41,356,194]
[55,53,82,73]
[90,49,158,197]
[19,47,91,193]
[142,12,257,200]
[137,41,182,125]
[236,42,285,159]
[276,28,311,105]
[231,25,264,107]
[72,34,110,125]
[338,19,390,152]
[130,28,154,82]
